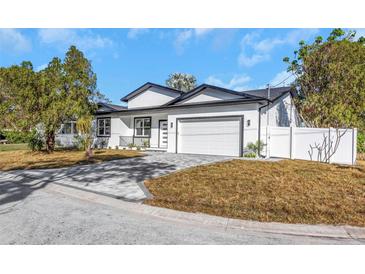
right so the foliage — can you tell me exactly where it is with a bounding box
[166,72,197,92]
[284,28,365,130]
[76,115,94,159]
[28,130,44,151]
[243,152,256,158]
[128,143,134,149]
[0,130,32,144]
[358,131,365,153]
[0,62,40,131]
[246,140,265,154]
[142,140,149,148]
[0,46,106,153]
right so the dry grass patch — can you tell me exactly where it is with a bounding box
[145,159,365,227]
[0,149,142,171]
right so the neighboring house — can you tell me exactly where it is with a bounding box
[57,82,300,157]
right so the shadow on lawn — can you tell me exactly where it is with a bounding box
[0,155,177,208]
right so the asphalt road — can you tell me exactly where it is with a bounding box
[0,180,362,244]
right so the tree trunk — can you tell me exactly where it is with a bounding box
[46,131,55,153]
[85,146,93,160]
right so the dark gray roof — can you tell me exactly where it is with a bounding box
[241,86,292,101]
[99,83,293,115]
[121,82,183,102]
[96,102,127,114]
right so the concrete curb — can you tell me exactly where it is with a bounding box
[46,183,365,242]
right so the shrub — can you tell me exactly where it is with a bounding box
[0,130,32,144]
[246,140,265,154]
[128,143,134,149]
[28,130,44,151]
[358,131,365,153]
[72,135,85,150]
[142,140,150,148]
[243,152,257,158]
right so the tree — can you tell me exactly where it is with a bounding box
[166,72,197,92]
[0,62,40,131]
[284,28,365,162]
[284,28,365,129]
[41,46,102,152]
[0,45,105,152]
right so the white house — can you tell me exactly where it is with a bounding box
[57,82,300,157]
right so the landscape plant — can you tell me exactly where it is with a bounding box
[0,46,107,153]
[284,28,365,162]
[28,129,44,151]
[76,115,94,159]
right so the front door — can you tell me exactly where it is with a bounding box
[159,120,168,148]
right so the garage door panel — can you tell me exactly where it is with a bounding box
[177,117,241,156]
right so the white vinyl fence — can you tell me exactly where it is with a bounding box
[266,127,357,165]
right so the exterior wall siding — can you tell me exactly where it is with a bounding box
[127,87,179,109]
[178,88,242,105]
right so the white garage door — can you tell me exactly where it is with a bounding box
[177,117,242,156]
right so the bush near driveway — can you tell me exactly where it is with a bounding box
[145,159,365,227]
[0,130,32,144]
[358,131,365,153]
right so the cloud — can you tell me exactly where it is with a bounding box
[206,74,251,91]
[174,29,193,54]
[38,29,113,51]
[194,28,214,37]
[127,28,149,39]
[238,29,319,67]
[0,29,31,53]
[174,28,215,54]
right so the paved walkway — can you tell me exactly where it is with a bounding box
[0,182,363,244]
[0,152,233,202]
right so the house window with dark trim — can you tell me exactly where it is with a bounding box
[97,118,111,136]
[134,117,151,137]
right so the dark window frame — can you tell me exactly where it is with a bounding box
[133,116,152,138]
[97,117,111,137]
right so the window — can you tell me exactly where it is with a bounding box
[60,121,78,135]
[134,117,151,137]
[97,118,111,136]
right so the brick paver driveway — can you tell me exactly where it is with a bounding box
[0,152,233,202]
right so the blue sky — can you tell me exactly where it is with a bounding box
[0,28,346,104]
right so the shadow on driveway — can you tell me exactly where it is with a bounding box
[0,155,178,208]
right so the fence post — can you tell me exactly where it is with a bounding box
[266,126,271,159]
[352,128,357,165]
[290,126,295,159]
[328,127,332,164]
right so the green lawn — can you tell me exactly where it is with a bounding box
[0,143,29,152]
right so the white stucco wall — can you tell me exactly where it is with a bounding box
[127,87,180,109]
[260,93,299,128]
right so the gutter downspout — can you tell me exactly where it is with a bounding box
[258,101,270,157]
[257,84,271,158]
